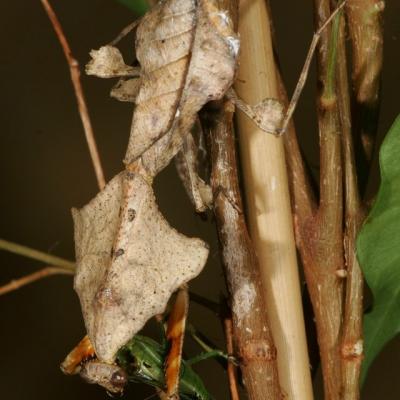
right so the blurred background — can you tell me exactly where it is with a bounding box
[0,0,399,398]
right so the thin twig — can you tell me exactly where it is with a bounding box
[279,0,347,134]
[0,266,74,296]
[0,238,75,271]
[40,0,106,190]
[223,314,240,400]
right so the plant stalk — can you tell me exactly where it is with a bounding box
[0,238,75,270]
[336,13,366,399]
[205,101,283,399]
[292,1,345,398]
[233,0,313,397]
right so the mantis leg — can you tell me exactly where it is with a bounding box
[60,335,95,375]
[226,88,283,135]
[227,1,346,136]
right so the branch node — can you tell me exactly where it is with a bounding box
[241,340,278,362]
[341,340,364,360]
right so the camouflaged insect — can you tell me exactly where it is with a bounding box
[74,0,241,363]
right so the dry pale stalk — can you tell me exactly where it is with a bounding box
[40,0,106,190]
[206,101,282,399]
[233,0,313,398]
[0,238,75,270]
[345,0,384,164]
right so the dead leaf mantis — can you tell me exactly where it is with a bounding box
[0,0,346,397]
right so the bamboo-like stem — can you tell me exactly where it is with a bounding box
[40,0,106,190]
[0,238,75,271]
[0,266,74,296]
[233,1,313,398]
[345,0,384,165]
[335,15,366,399]
[206,101,282,399]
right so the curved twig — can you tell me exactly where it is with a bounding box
[40,0,106,190]
[0,266,74,296]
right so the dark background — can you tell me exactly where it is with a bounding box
[0,0,399,399]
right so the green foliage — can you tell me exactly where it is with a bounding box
[116,0,149,15]
[357,114,400,384]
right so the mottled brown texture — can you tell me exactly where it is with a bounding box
[73,172,208,362]
[206,102,283,400]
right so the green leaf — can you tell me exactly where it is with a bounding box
[357,114,400,384]
[116,0,149,15]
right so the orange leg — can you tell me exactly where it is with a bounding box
[60,335,95,375]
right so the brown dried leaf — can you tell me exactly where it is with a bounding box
[123,0,239,176]
[86,46,139,78]
[73,171,209,362]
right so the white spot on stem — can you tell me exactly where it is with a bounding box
[233,281,256,326]
[354,340,363,355]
